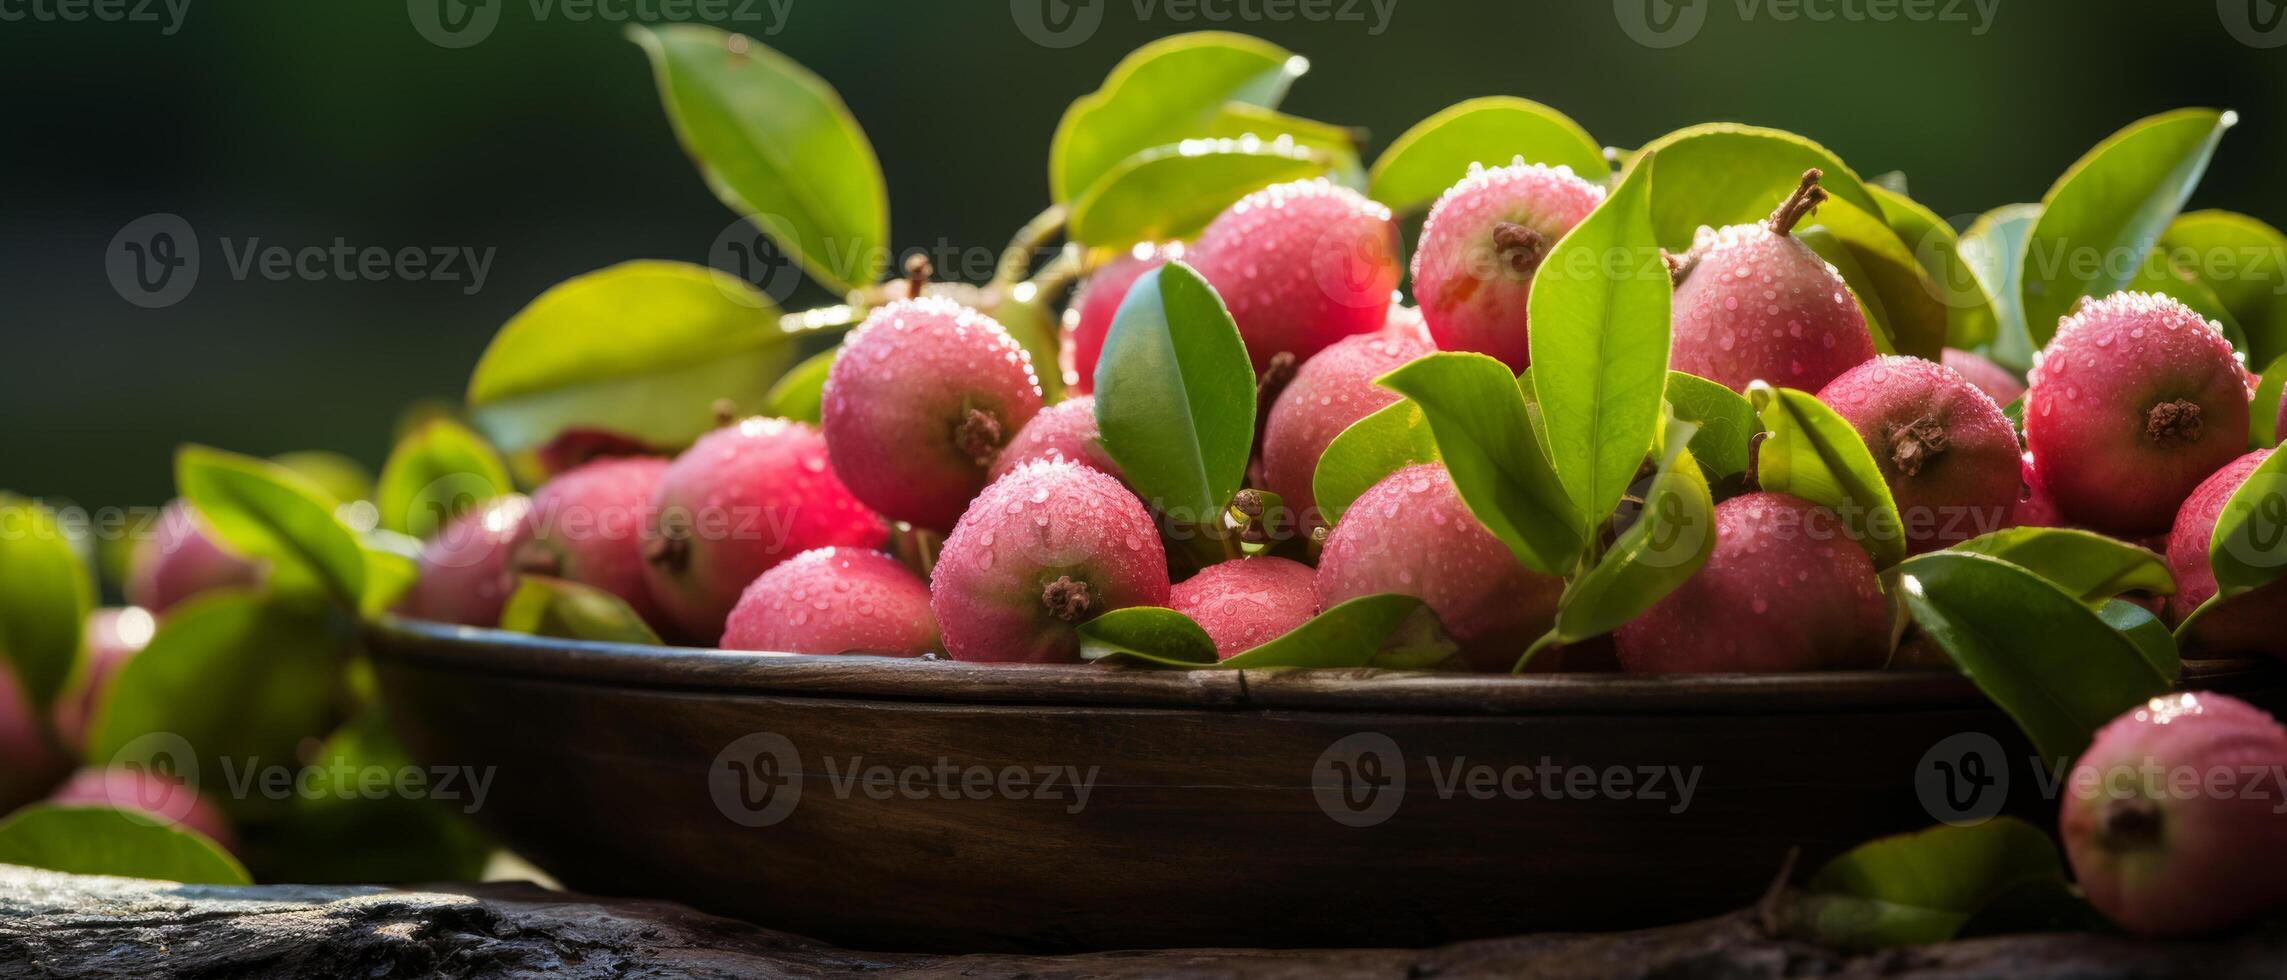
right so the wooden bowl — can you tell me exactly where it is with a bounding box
[367,615,2287,953]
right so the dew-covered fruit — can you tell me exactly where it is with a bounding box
[126,499,263,614]
[52,607,156,752]
[1187,178,1400,373]
[2166,450,2286,658]
[2061,693,2287,937]
[988,395,1120,482]
[0,668,68,813]
[1819,355,2021,551]
[1614,492,1890,673]
[1168,556,1318,659]
[722,548,939,656]
[1669,170,1877,393]
[1316,463,1562,671]
[1261,328,1436,531]
[396,494,531,629]
[1942,348,2026,407]
[929,460,1170,663]
[1063,243,1179,394]
[49,766,237,851]
[822,297,1046,531]
[509,456,671,629]
[2025,292,2251,536]
[641,418,888,643]
[1410,162,1606,371]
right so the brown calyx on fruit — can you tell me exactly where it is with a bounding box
[2100,796,2165,851]
[1767,169,1828,235]
[1491,221,1549,276]
[1041,575,1093,622]
[2146,399,2204,446]
[1887,415,1951,477]
[711,398,740,428]
[954,408,1005,467]
[511,540,561,578]
[643,529,691,572]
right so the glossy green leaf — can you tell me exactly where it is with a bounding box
[1870,185,2001,350]
[1529,155,1670,526]
[1897,551,2175,759]
[1312,399,1438,527]
[2099,598,2180,681]
[761,347,837,425]
[1662,371,1758,480]
[376,418,511,541]
[2252,352,2287,449]
[1958,204,2043,371]
[2021,109,2236,346]
[1793,818,2065,949]
[0,497,94,708]
[1950,526,2173,605]
[629,24,885,293]
[1751,385,1906,568]
[1367,97,1606,213]
[466,260,797,455]
[1093,262,1256,524]
[1549,418,1716,648]
[1050,32,1304,203]
[2162,209,2287,365]
[1630,123,1884,252]
[1222,594,1439,669]
[498,576,662,645]
[270,451,374,505]
[178,445,367,604]
[89,591,350,819]
[1380,353,1582,574]
[0,805,249,885]
[2208,446,2287,598]
[359,540,420,619]
[1068,138,1329,246]
[1077,606,1220,667]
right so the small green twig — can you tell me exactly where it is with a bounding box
[995,203,1070,287]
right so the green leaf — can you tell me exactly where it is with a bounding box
[376,419,512,541]
[1222,594,1440,669]
[89,591,351,819]
[2099,599,2180,680]
[2021,109,2236,346]
[1794,818,2066,949]
[1077,606,1221,667]
[1068,138,1330,247]
[1050,32,1304,203]
[1367,96,1606,213]
[628,24,885,293]
[498,576,663,645]
[1549,418,1717,648]
[270,451,374,505]
[1751,385,1906,568]
[2162,209,2287,366]
[1380,353,1583,575]
[2253,352,2287,449]
[1630,123,1885,252]
[760,346,837,425]
[1870,184,2001,351]
[178,446,367,604]
[2208,447,2287,598]
[241,706,491,884]
[1312,399,1438,527]
[359,541,421,619]
[1799,200,1950,361]
[1093,262,1256,524]
[1950,527,2173,605]
[1958,204,2043,372]
[1662,371,1758,480]
[1200,102,1363,184]
[0,805,248,885]
[465,260,796,456]
[0,497,94,708]
[1530,155,1670,526]
[1896,551,2176,759]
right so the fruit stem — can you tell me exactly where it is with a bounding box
[1492,221,1550,275]
[1021,246,1086,307]
[1767,169,1828,236]
[2146,399,2204,446]
[903,253,934,299]
[1510,628,1562,674]
[1888,415,1950,477]
[994,203,1070,287]
[1041,575,1093,622]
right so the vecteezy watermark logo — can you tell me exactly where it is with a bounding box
[709,216,806,308]
[2221,0,2287,47]
[1917,731,2009,826]
[0,0,192,35]
[712,732,804,827]
[2219,471,2287,571]
[1011,0,1104,47]
[408,0,499,47]
[107,213,200,309]
[1614,0,1706,48]
[1313,732,1406,827]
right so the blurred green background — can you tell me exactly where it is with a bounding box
[6,0,2284,510]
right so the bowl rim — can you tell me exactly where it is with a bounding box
[368,616,2282,717]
